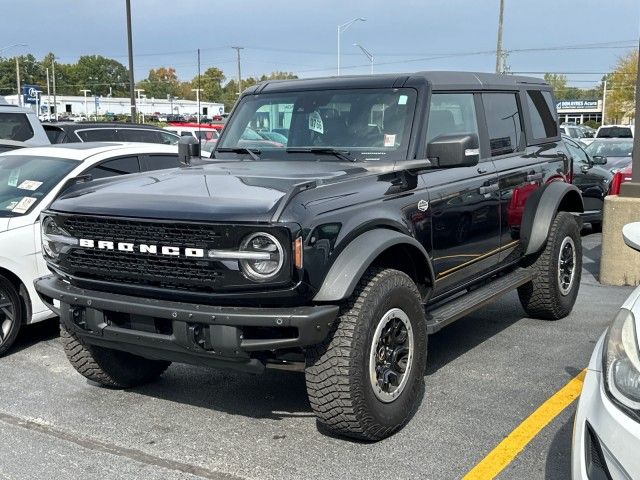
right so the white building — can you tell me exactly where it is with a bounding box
[5,94,225,118]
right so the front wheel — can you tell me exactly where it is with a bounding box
[0,275,22,357]
[518,212,582,320]
[305,268,427,441]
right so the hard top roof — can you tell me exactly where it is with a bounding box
[1,142,177,161]
[247,71,549,94]
[42,122,166,131]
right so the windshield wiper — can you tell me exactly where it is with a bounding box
[214,147,261,161]
[286,147,357,163]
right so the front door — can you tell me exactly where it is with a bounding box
[422,92,502,296]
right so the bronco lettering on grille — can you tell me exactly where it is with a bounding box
[78,239,205,258]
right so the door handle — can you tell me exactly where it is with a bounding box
[479,184,499,194]
[527,173,543,182]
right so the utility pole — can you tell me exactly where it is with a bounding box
[80,89,91,117]
[231,46,244,96]
[125,0,136,122]
[135,89,144,119]
[191,88,203,124]
[46,68,51,120]
[52,58,57,120]
[602,80,608,125]
[15,57,21,106]
[495,0,505,74]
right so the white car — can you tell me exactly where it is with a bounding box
[0,142,180,355]
[163,125,219,142]
[572,222,640,479]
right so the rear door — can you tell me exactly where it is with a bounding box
[421,92,501,295]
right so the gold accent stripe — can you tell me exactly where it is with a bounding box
[435,241,519,280]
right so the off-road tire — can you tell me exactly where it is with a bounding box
[0,275,22,357]
[60,324,171,388]
[518,212,582,320]
[305,268,427,441]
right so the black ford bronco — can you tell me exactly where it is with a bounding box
[35,72,583,441]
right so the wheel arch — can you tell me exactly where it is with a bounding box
[312,229,434,302]
[521,182,583,256]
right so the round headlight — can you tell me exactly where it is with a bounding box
[239,232,284,281]
[41,216,61,259]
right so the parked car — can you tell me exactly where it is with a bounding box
[168,121,225,132]
[595,124,634,139]
[560,124,589,141]
[572,222,640,480]
[0,100,50,146]
[35,72,584,440]
[163,125,220,142]
[610,164,634,195]
[42,122,179,145]
[0,142,181,356]
[584,138,634,172]
[563,135,611,231]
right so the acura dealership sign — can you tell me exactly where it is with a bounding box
[556,100,599,110]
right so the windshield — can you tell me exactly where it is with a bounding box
[596,127,633,138]
[217,88,417,161]
[0,154,76,217]
[585,140,633,158]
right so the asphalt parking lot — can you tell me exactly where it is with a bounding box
[0,229,634,480]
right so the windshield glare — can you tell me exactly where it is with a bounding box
[0,155,76,217]
[585,141,633,158]
[217,88,417,161]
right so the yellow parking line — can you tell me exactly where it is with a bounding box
[462,369,586,480]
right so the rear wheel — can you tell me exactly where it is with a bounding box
[0,275,22,357]
[61,324,171,388]
[518,212,582,320]
[305,268,427,441]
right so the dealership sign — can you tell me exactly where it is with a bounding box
[556,100,599,110]
[22,85,40,105]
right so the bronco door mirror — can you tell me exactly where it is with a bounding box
[623,222,640,253]
[592,155,607,165]
[427,133,479,168]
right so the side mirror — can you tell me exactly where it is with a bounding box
[580,164,590,173]
[178,136,200,166]
[427,133,479,168]
[622,222,640,253]
[592,155,607,165]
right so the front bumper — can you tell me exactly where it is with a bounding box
[35,275,339,374]
[572,334,640,480]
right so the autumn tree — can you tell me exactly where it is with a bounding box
[606,50,638,124]
[137,67,180,100]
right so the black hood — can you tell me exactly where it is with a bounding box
[51,161,368,223]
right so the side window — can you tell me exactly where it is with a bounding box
[86,156,140,179]
[0,113,35,141]
[565,141,588,164]
[76,129,117,142]
[142,154,179,172]
[426,93,479,144]
[482,93,523,157]
[526,90,557,140]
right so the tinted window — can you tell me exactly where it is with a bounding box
[426,93,479,144]
[86,156,140,179]
[526,90,557,140]
[596,127,633,138]
[76,129,117,142]
[483,93,523,156]
[0,113,34,141]
[44,126,66,143]
[143,154,179,172]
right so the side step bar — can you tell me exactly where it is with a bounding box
[426,268,533,334]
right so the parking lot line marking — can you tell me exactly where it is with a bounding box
[462,369,586,480]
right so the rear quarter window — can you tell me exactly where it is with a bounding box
[525,90,557,141]
[0,113,34,142]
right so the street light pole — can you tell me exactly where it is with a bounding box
[51,57,57,120]
[619,39,640,198]
[15,58,21,106]
[191,89,203,124]
[80,89,91,117]
[46,68,51,120]
[495,0,505,74]
[353,43,374,74]
[125,0,136,123]
[337,17,366,76]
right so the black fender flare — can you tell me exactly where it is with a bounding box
[521,182,583,256]
[312,229,435,302]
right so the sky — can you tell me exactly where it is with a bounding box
[1,0,639,90]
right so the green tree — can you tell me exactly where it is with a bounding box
[72,55,129,96]
[137,67,180,100]
[192,67,225,102]
[606,50,638,124]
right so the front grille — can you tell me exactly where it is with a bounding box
[53,214,292,293]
